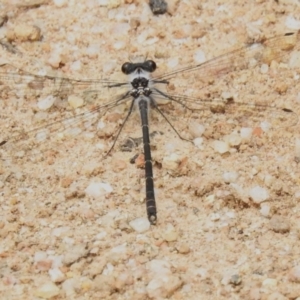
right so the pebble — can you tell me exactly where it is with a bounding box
[210,213,220,221]
[146,275,183,298]
[289,51,300,69]
[129,217,150,233]
[260,121,271,132]
[49,268,65,283]
[34,251,47,263]
[189,122,205,138]
[53,0,67,7]
[167,57,179,68]
[108,243,128,264]
[63,243,89,265]
[47,53,62,68]
[260,63,269,74]
[37,95,56,110]
[176,243,190,254]
[230,274,242,285]
[164,224,178,242]
[70,60,82,72]
[193,137,203,148]
[266,292,288,300]
[286,15,300,30]
[193,49,206,64]
[51,255,63,269]
[288,266,300,283]
[148,259,171,276]
[240,127,253,141]
[95,231,107,240]
[68,95,84,108]
[162,153,181,171]
[249,186,269,203]
[223,171,239,184]
[7,24,41,42]
[260,204,271,217]
[224,133,242,147]
[85,181,113,198]
[212,140,229,154]
[34,282,60,299]
[295,138,300,158]
[61,278,79,297]
[16,0,47,7]
[269,215,290,233]
[93,274,115,295]
[262,278,278,288]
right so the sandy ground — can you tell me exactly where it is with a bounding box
[1,0,300,299]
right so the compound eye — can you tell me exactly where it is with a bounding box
[145,60,156,72]
[121,62,132,74]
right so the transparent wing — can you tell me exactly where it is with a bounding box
[0,63,128,100]
[152,91,298,132]
[0,92,133,161]
[154,31,300,83]
[0,63,132,161]
[150,31,300,143]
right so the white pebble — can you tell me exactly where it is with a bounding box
[240,127,253,141]
[35,130,49,142]
[110,243,127,255]
[264,174,274,187]
[164,223,178,242]
[51,255,63,269]
[108,244,128,264]
[285,15,300,30]
[193,137,203,148]
[70,60,81,71]
[289,51,300,69]
[210,213,220,221]
[212,140,229,154]
[221,91,232,100]
[34,251,47,263]
[162,153,180,171]
[260,63,269,74]
[295,190,300,199]
[52,226,69,237]
[260,121,271,132]
[189,122,205,138]
[68,95,84,108]
[129,217,150,233]
[37,95,56,110]
[34,282,60,299]
[223,171,239,183]
[148,260,171,275]
[49,268,65,283]
[63,243,89,265]
[262,278,277,288]
[288,266,300,283]
[53,0,67,7]
[113,40,126,50]
[86,44,100,59]
[249,186,269,203]
[61,278,78,297]
[85,181,113,198]
[48,53,62,68]
[193,49,206,64]
[167,57,179,68]
[260,203,271,217]
[295,138,300,157]
[224,133,242,147]
[146,275,182,299]
[95,231,107,240]
[7,24,41,42]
